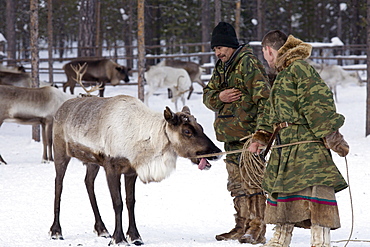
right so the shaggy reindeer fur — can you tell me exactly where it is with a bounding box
[50,95,221,245]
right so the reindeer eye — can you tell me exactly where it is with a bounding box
[183,129,192,137]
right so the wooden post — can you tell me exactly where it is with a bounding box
[137,0,145,101]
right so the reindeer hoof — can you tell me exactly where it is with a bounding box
[108,239,130,246]
[97,230,111,238]
[50,232,64,240]
[128,236,144,246]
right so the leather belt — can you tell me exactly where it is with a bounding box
[263,122,294,158]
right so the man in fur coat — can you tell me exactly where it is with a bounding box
[203,22,270,244]
[248,30,349,247]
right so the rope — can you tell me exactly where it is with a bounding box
[192,139,322,159]
[239,137,266,190]
[342,156,354,247]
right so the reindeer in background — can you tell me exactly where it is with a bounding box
[0,85,73,164]
[0,63,100,164]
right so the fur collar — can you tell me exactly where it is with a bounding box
[275,35,312,72]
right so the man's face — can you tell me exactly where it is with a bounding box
[213,46,235,63]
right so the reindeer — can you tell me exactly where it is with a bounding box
[49,63,222,246]
[0,65,32,88]
[0,85,73,164]
[307,60,363,101]
[145,65,192,111]
[155,60,205,99]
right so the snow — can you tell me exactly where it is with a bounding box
[0,68,369,247]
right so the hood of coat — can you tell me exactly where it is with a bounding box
[275,35,312,72]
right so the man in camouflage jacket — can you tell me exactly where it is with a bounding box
[248,30,349,247]
[203,22,270,244]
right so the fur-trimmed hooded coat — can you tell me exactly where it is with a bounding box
[256,35,348,198]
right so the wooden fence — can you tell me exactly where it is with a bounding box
[2,42,367,85]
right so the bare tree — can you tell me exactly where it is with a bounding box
[137,0,145,101]
[6,0,16,66]
[78,0,97,57]
[366,0,370,136]
[47,0,54,85]
[123,0,134,69]
[201,0,211,64]
[30,0,40,142]
[235,0,241,38]
[257,0,264,40]
[214,0,221,25]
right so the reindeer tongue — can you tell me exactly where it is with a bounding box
[198,158,211,170]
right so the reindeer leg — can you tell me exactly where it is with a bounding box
[0,154,7,165]
[50,153,71,240]
[85,163,111,238]
[40,122,48,163]
[99,82,105,97]
[47,120,54,162]
[187,84,194,100]
[124,173,143,245]
[104,166,128,245]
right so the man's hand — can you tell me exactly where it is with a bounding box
[248,142,264,155]
[219,88,242,103]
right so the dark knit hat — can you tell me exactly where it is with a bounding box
[211,22,239,49]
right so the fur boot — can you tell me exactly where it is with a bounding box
[239,218,266,244]
[215,196,249,241]
[262,224,294,247]
[310,224,331,247]
[238,193,266,244]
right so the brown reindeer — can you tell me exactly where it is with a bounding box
[63,58,130,97]
[0,85,73,164]
[49,93,221,245]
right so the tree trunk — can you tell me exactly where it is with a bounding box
[201,0,211,64]
[257,0,264,40]
[366,0,370,136]
[137,0,145,101]
[30,0,40,142]
[96,0,102,57]
[145,0,160,66]
[235,0,241,39]
[123,0,133,69]
[78,0,96,57]
[214,0,221,25]
[6,0,16,66]
[47,0,54,86]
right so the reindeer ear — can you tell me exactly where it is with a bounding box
[164,107,178,125]
[181,106,191,115]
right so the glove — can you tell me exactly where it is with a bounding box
[324,130,349,157]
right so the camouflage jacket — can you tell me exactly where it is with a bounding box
[257,35,348,198]
[203,44,270,142]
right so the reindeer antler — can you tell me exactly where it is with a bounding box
[71,63,102,97]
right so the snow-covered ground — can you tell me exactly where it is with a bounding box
[0,68,369,247]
